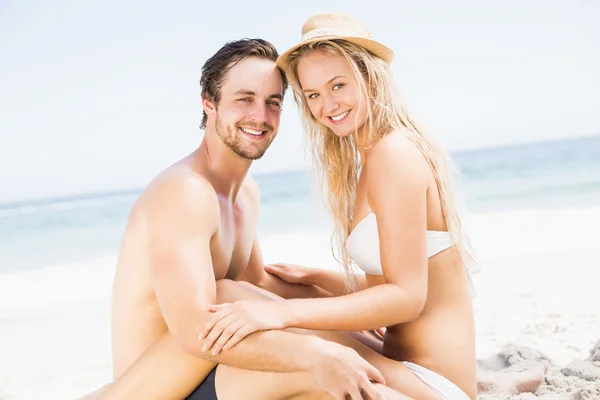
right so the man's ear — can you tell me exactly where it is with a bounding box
[202,96,217,118]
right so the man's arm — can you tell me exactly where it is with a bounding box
[147,174,219,354]
[97,173,384,399]
[146,174,339,371]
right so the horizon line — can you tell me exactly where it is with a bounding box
[1,133,598,209]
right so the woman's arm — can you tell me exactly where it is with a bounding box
[307,268,369,296]
[237,239,333,299]
[265,263,368,297]
[202,137,432,350]
[282,138,431,331]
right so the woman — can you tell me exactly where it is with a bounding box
[89,13,479,400]
[198,12,478,400]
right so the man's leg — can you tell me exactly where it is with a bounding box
[214,365,413,400]
[85,279,434,400]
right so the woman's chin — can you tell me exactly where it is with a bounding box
[330,127,354,138]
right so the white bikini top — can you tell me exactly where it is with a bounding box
[345,211,454,276]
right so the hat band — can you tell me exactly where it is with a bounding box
[301,27,372,42]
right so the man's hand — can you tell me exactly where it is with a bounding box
[314,344,385,400]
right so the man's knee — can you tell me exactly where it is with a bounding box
[215,278,281,303]
[215,279,238,303]
[236,280,282,300]
[235,280,258,290]
[215,279,268,303]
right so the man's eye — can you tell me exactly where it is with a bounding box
[239,98,252,102]
[268,101,281,108]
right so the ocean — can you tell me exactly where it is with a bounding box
[1,135,599,273]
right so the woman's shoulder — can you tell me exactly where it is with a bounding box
[365,131,432,208]
[367,131,430,176]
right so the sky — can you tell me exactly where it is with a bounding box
[1,0,599,204]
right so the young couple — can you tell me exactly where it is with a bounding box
[84,13,545,400]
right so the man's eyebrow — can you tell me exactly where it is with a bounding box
[233,89,256,96]
[302,75,346,93]
[233,89,282,101]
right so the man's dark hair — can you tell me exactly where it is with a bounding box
[199,38,288,129]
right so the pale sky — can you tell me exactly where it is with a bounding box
[1,0,599,204]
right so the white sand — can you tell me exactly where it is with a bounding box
[1,206,599,399]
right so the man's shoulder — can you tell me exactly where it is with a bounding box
[139,163,220,221]
[152,164,215,195]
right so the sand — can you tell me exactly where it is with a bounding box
[0,206,598,399]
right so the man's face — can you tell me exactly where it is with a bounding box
[210,57,284,160]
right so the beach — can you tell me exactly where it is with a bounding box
[1,204,599,399]
[3,0,600,397]
[1,136,599,399]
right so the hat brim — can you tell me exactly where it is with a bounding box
[276,35,394,72]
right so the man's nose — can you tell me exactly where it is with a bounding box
[249,102,268,124]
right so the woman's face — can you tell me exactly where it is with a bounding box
[297,50,369,138]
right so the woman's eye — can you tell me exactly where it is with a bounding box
[308,93,319,99]
[333,83,344,90]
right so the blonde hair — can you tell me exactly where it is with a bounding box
[284,39,475,291]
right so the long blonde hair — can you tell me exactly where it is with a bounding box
[284,39,475,291]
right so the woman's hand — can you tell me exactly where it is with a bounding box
[198,300,290,355]
[265,262,315,285]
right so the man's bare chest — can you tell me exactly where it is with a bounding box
[209,203,256,280]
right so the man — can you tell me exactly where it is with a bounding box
[85,38,403,400]
[83,38,546,400]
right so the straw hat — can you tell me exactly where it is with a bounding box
[276,13,394,71]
